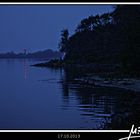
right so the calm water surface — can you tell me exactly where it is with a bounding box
[0,59,139,129]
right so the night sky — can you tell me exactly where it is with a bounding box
[0,5,113,53]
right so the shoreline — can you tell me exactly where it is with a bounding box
[31,60,140,92]
[74,75,140,92]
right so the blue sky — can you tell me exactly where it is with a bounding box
[0,5,113,53]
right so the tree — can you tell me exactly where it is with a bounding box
[100,13,112,26]
[59,5,140,74]
[112,5,140,72]
[75,14,101,32]
[58,29,69,53]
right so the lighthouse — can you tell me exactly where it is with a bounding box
[23,49,27,55]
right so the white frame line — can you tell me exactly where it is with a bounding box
[0,2,138,132]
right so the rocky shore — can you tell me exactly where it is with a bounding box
[31,59,64,68]
[73,75,140,92]
[32,59,140,92]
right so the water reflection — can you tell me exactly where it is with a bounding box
[1,59,140,129]
[23,59,28,80]
[60,67,140,129]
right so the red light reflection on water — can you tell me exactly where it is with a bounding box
[23,60,28,80]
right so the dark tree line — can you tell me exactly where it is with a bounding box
[0,49,61,59]
[59,5,140,74]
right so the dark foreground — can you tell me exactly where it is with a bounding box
[31,59,140,129]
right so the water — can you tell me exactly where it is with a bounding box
[0,59,140,129]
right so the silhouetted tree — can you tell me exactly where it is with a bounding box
[58,29,69,53]
[112,5,140,72]
[59,5,140,75]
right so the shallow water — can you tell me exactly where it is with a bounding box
[0,59,139,129]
